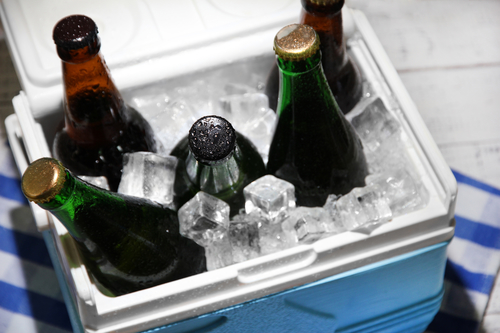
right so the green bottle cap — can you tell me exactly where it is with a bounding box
[188,115,236,163]
[273,24,320,61]
[22,158,66,204]
[53,15,99,50]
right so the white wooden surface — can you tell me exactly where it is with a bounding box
[345,0,500,331]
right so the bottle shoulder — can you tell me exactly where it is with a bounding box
[171,131,263,164]
[53,103,156,191]
[171,130,265,215]
[64,176,179,229]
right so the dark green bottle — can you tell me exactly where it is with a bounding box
[170,115,266,216]
[21,158,206,296]
[267,24,368,207]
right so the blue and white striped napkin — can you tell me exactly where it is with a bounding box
[0,140,72,333]
[427,171,500,333]
[1,136,500,333]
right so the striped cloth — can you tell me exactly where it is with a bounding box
[427,170,500,333]
[1,136,500,333]
[0,139,72,333]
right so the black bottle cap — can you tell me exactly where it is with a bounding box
[188,116,236,162]
[53,15,99,50]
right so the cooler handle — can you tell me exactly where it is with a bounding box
[5,113,51,231]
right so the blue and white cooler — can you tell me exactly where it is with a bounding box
[1,1,457,332]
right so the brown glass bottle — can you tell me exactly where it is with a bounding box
[264,0,363,114]
[52,15,157,192]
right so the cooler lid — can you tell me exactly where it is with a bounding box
[0,0,301,115]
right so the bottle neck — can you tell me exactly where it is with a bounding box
[37,171,86,239]
[185,145,241,195]
[61,50,127,148]
[300,0,347,73]
[276,51,343,122]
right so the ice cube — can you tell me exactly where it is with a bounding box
[323,194,339,219]
[219,93,269,122]
[218,93,276,161]
[177,192,230,247]
[129,92,171,120]
[348,97,412,176]
[365,141,410,176]
[352,186,392,224]
[259,221,296,256]
[324,185,393,232]
[325,192,366,230]
[351,97,401,153]
[282,207,343,244]
[117,152,177,209]
[239,109,276,164]
[223,82,258,96]
[204,233,233,271]
[174,80,223,118]
[226,209,293,256]
[366,168,429,217]
[229,214,260,263]
[149,100,198,154]
[78,175,110,190]
[244,175,296,223]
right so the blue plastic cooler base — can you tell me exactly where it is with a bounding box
[144,241,448,333]
[44,227,448,333]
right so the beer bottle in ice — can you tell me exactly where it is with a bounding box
[170,115,266,216]
[22,158,206,296]
[267,24,368,207]
[52,15,157,192]
[264,0,363,114]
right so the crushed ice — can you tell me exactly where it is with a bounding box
[116,54,430,270]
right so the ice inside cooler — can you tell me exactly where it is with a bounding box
[22,22,446,284]
[100,36,425,271]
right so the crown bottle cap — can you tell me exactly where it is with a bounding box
[273,24,320,61]
[22,158,66,204]
[53,15,99,50]
[188,116,236,163]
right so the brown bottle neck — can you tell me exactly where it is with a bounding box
[300,0,347,73]
[61,50,127,148]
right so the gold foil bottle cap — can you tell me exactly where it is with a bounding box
[273,24,320,61]
[22,158,66,204]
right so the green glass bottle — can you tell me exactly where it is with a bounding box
[22,158,206,296]
[267,24,369,207]
[265,0,363,114]
[170,115,266,216]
